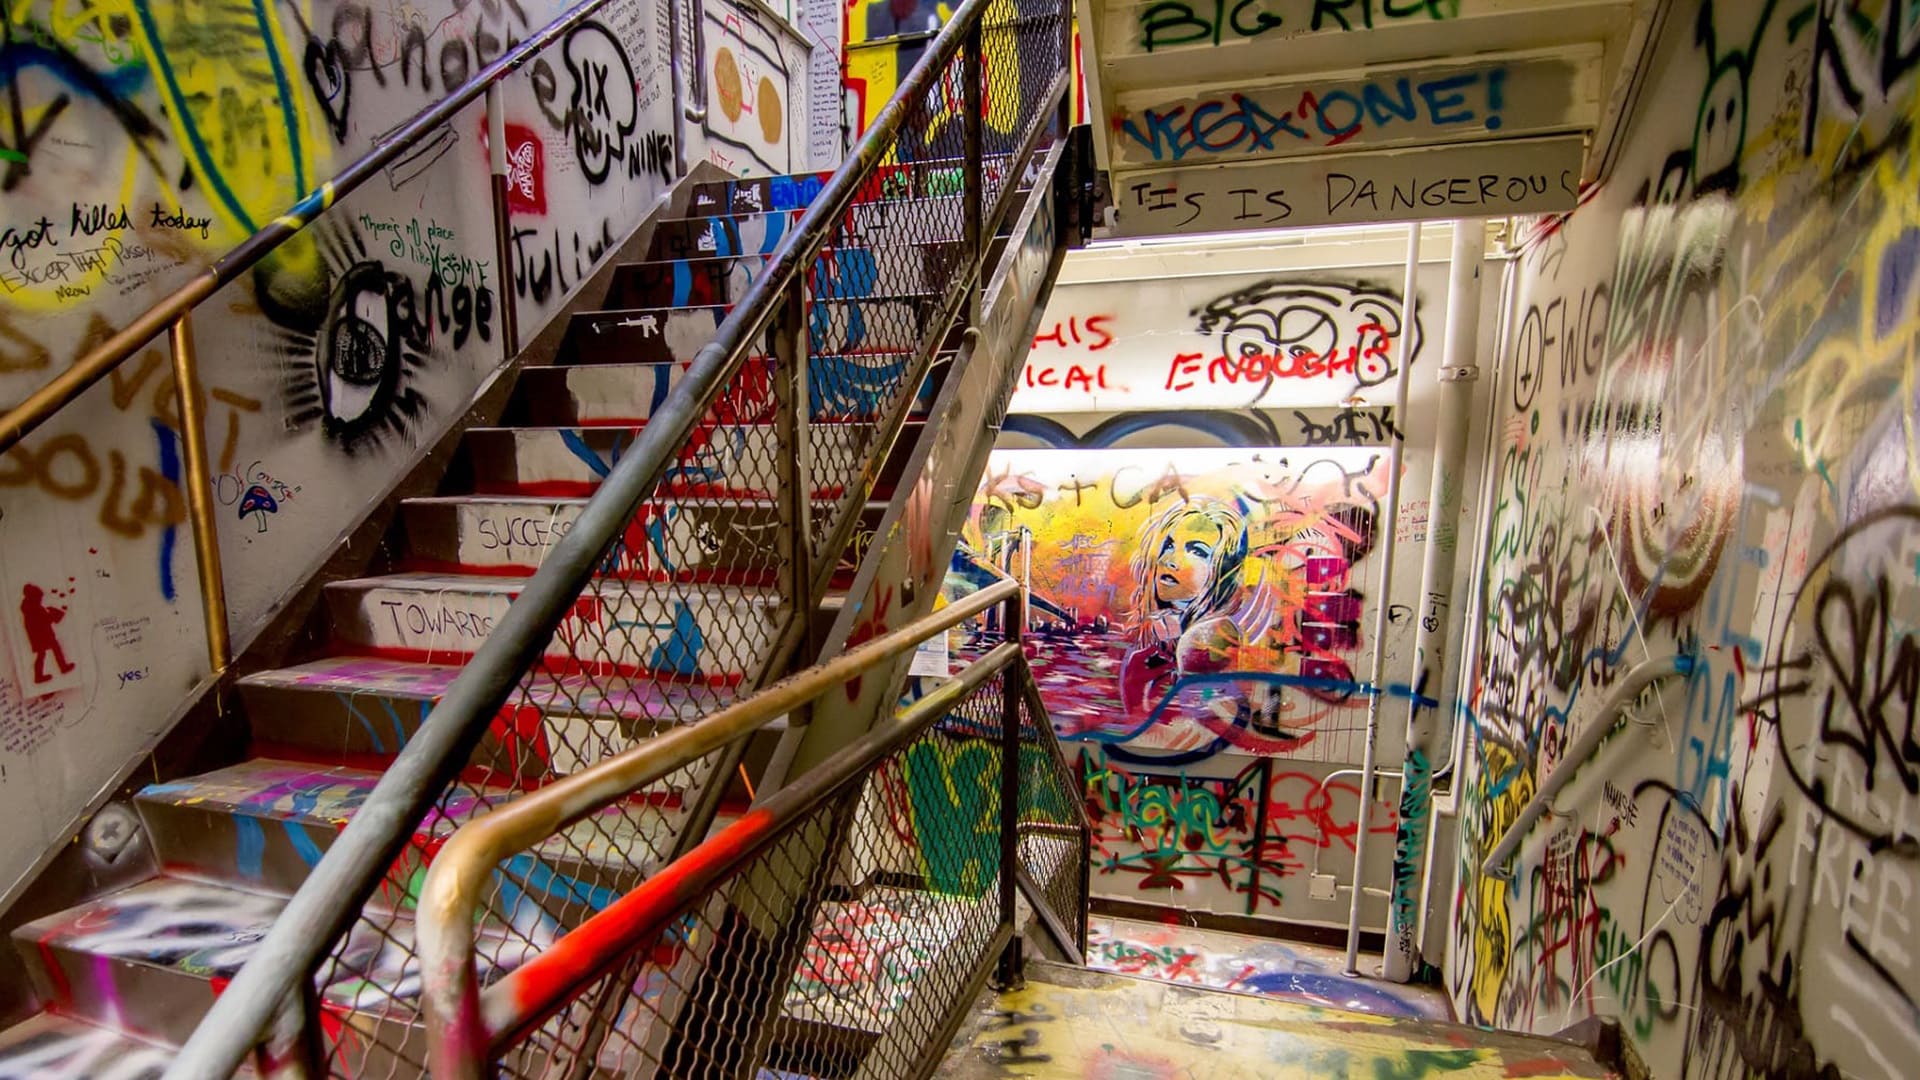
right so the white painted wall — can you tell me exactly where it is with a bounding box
[980,225,1500,929]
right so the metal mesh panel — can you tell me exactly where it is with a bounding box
[492,672,1014,1080]
[1012,685,1088,952]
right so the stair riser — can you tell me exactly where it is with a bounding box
[517,361,939,428]
[12,882,503,1066]
[239,681,684,779]
[688,158,1012,216]
[400,499,889,585]
[0,1017,178,1078]
[647,197,965,261]
[609,244,963,309]
[323,581,780,679]
[16,882,280,1046]
[564,298,935,367]
[464,425,872,499]
[403,499,785,581]
[134,795,642,932]
[516,359,773,427]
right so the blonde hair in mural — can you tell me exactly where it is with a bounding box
[1125,496,1248,642]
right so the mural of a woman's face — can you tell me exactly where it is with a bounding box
[1153,515,1224,607]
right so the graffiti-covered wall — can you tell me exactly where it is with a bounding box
[1452,1,1920,1076]
[841,0,1085,144]
[0,0,810,902]
[976,241,1492,929]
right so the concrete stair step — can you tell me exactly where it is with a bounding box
[0,1012,183,1079]
[397,495,887,582]
[460,423,889,500]
[646,195,966,261]
[133,760,677,922]
[686,156,1012,217]
[606,243,965,309]
[514,354,938,428]
[558,296,940,366]
[234,656,726,779]
[781,886,980,1036]
[12,877,535,1053]
[320,571,783,678]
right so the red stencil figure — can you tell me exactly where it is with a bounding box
[21,584,75,684]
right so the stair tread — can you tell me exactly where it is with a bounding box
[237,656,747,723]
[783,885,981,1033]
[137,759,681,858]
[16,876,538,1010]
[403,493,889,509]
[575,292,941,313]
[658,191,965,227]
[0,1013,183,1078]
[137,753,675,837]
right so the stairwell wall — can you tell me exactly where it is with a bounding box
[970,226,1501,935]
[0,0,811,905]
[1449,1,1920,1075]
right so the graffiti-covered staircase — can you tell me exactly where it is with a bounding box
[0,104,1079,1071]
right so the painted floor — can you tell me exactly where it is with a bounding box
[938,961,1615,1080]
[1086,916,1453,1021]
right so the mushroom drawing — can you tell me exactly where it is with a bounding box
[238,484,279,532]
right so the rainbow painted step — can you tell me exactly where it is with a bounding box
[235,655,728,780]
[647,195,968,261]
[12,877,535,1071]
[560,298,941,366]
[510,359,940,428]
[607,243,966,308]
[398,495,890,581]
[461,422,913,499]
[320,571,783,678]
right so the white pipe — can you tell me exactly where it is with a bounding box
[1344,221,1422,977]
[1436,251,1518,820]
[1480,654,1694,879]
[1382,220,1486,982]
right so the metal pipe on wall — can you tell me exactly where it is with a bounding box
[1381,219,1487,982]
[1343,222,1422,977]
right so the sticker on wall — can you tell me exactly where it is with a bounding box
[967,446,1390,767]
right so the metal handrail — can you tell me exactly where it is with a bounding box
[165,0,1017,1072]
[479,641,1025,1074]
[417,576,1020,1071]
[1480,654,1694,879]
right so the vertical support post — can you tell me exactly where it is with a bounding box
[1057,0,1073,136]
[486,85,520,360]
[996,654,1023,987]
[1344,223,1421,977]
[1383,219,1486,982]
[962,19,985,325]
[773,282,814,634]
[168,314,230,674]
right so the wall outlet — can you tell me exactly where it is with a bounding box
[1309,874,1337,901]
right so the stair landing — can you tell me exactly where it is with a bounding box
[936,962,1615,1080]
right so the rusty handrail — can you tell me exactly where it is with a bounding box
[419,580,1019,1076]
[478,642,1022,1073]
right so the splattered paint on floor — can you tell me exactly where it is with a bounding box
[937,961,1615,1080]
[1086,916,1452,1020]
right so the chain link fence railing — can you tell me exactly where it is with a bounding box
[421,593,1089,1079]
[166,0,1072,1069]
